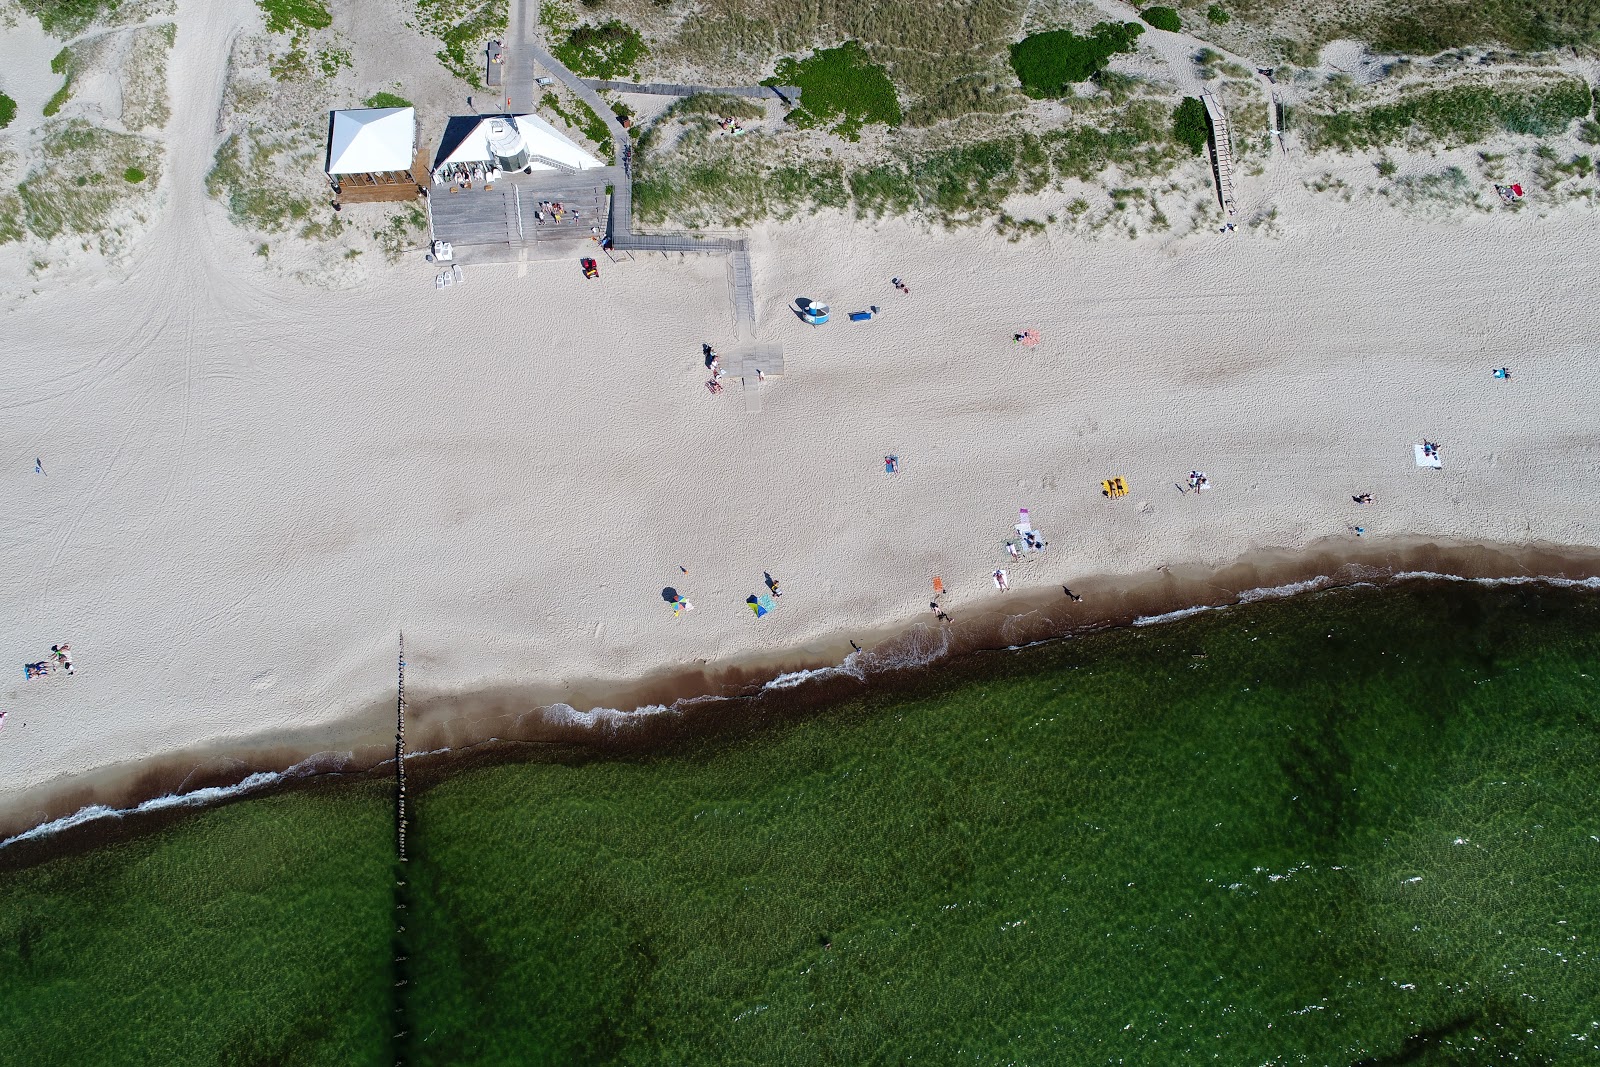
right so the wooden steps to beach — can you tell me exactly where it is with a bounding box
[1201,90,1237,217]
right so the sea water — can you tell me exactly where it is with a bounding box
[1,579,1596,1065]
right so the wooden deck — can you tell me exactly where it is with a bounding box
[332,147,429,206]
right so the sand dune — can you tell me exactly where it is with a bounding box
[3,0,1600,826]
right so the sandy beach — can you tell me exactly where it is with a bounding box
[4,0,1600,834]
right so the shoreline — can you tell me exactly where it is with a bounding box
[5,536,1598,862]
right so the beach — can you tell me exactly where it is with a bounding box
[4,0,1600,835]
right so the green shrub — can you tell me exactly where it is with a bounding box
[0,93,16,130]
[768,41,901,140]
[363,91,413,109]
[1206,4,1229,24]
[122,166,147,182]
[1140,6,1181,32]
[15,0,111,35]
[256,0,332,34]
[1172,96,1208,154]
[1008,23,1143,98]
[552,19,647,80]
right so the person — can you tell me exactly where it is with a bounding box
[1354,526,1366,536]
[35,458,43,475]
[756,369,765,382]
[1063,586,1083,602]
[993,569,1009,591]
[930,601,951,622]
[1007,541,1021,560]
[850,640,862,652]
[764,572,782,597]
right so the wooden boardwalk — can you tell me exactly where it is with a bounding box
[429,173,611,248]
[1201,90,1237,217]
[582,80,802,106]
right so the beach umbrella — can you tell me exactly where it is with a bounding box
[1017,329,1041,348]
[662,587,680,603]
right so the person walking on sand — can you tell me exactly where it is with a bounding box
[930,601,952,622]
[1063,586,1083,602]
[764,572,783,597]
[35,458,44,475]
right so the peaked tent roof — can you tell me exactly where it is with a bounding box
[432,114,605,174]
[326,107,417,175]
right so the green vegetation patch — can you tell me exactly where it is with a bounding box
[15,0,112,36]
[767,41,902,140]
[1141,5,1182,31]
[1009,23,1144,98]
[1303,78,1592,151]
[1173,95,1209,154]
[43,48,73,119]
[257,0,332,34]
[122,166,146,182]
[363,91,413,109]
[413,0,507,85]
[0,784,394,1065]
[1207,4,1230,24]
[552,19,648,80]
[0,93,16,130]
[1364,0,1600,53]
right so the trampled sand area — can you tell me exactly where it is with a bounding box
[3,0,1600,831]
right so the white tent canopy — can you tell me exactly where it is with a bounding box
[326,107,416,176]
[432,114,604,180]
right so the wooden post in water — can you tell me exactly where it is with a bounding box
[396,633,408,863]
[393,633,411,1065]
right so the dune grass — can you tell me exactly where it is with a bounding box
[1303,77,1593,150]
[1009,23,1144,98]
[412,0,507,86]
[16,120,162,243]
[635,98,1184,227]
[767,41,901,140]
[0,93,16,130]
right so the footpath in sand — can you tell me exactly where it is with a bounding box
[4,0,1600,829]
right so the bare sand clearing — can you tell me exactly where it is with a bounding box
[4,0,1600,828]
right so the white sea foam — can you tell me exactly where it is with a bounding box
[0,750,353,850]
[1391,571,1600,590]
[1133,604,1216,627]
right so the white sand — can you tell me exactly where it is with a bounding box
[3,0,1600,821]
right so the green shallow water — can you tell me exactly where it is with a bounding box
[2,580,1598,1065]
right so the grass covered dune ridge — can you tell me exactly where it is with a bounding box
[2,581,1598,1063]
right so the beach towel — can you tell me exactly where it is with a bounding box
[1015,508,1032,535]
[932,576,945,597]
[1414,445,1442,469]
